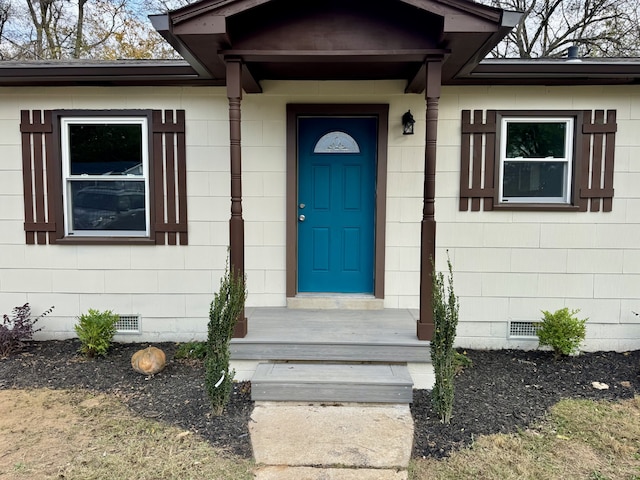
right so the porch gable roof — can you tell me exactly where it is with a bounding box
[149,0,520,93]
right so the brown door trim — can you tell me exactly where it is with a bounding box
[285,104,389,299]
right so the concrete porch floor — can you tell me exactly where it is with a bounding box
[239,307,423,343]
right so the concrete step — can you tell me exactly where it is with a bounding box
[251,362,413,403]
[249,403,414,469]
[231,340,430,363]
[254,466,408,479]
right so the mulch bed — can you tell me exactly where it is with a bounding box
[1,340,639,460]
[412,349,640,458]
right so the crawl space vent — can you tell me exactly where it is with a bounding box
[115,315,140,334]
[508,321,540,339]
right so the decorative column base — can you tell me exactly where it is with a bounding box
[234,316,248,337]
[417,321,434,341]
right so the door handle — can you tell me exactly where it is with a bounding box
[299,214,306,222]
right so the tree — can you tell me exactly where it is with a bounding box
[24,0,62,59]
[0,0,177,60]
[477,0,640,58]
[0,1,12,59]
[94,14,179,60]
[142,0,195,13]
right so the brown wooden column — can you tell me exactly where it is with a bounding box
[417,60,442,341]
[227,58,248,338]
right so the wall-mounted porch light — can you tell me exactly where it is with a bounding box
[402,110,415,135]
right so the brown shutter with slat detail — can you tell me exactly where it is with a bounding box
[579,110,617,213]
[20,110,58,245]
[460,110,496,211]
[152,110,188,245]
[461,109,617,213]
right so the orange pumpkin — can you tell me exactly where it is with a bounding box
[131,346,166,375]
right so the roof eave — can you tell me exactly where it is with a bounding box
[452,9,522,79]
[149,13,216,80]
[449,59,640,85]
[0,60,222,86]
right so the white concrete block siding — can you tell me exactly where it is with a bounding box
[0,82,636,353]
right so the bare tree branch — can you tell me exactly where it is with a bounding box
[478,0,640,58]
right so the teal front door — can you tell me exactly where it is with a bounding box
[297,117,377,293]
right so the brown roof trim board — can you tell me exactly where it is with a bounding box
[2,57,640,87]
[451,58,640,85]
[0,59,221,86]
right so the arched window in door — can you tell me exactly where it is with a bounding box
[313,131,360,153]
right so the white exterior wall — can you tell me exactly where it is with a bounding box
[0,86,233,341]
[438,85,640,351]
[0,82,638,351]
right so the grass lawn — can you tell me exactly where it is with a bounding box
[1,388,639,479]
[0,389,254,480]
[410,396,640,480]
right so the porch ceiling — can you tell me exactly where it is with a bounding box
[150,0,520,93]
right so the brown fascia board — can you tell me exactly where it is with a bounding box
[170,0,502,25]
[450,58,640,85]
[452,9,523,79]
[437,0,503,22]
[169,0,273,24]
[0,60,222,86]
[149,14,216,80]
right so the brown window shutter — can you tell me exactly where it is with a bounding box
[152,110,188,245]
[579,110,617,212]
[20,110,59,245]
[460,110,496,211]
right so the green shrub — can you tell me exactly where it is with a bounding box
[453,350,473,374]
[206,260,247,416]
[175,341,207,360]
[431,253,460,424]
[537,308,587,359]
[74,309,119,357]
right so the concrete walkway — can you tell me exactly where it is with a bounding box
[250,402,414,480]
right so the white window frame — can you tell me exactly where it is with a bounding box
[60,116,150,237]
[498,116,574,204]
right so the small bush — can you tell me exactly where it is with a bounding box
[0,303,52,357]
[431,253,460,424]
[537,308,587,359]
[453,350,473,375]
[175,341,207,360]
[206,260,247,416]
[75,309,119,357]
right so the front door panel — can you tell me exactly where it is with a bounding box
[298,117,376,293]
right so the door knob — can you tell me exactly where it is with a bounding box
[299,214,306,222]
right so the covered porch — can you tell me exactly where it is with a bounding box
[151,0,520,342]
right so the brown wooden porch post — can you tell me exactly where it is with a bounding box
[227,58,248,338]
[417,59,442,341]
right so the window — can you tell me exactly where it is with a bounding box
[20,109,188,245]
[499,117,573,204]
[459,109,617,212]
[61,117,150,237]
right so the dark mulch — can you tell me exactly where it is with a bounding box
[412,349,640,458]
[1,340,639,460]
[0,340,254,457]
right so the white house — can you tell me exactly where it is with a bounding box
[1,0,638,391]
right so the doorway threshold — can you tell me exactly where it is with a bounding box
[287,294,384,310]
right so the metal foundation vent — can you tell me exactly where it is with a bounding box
[115,314,140,334]
[508,321,540,339]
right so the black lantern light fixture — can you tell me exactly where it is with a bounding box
[402,110,415,135]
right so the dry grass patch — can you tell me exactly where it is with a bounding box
[0,389,254,480]
[410,396,640,480]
